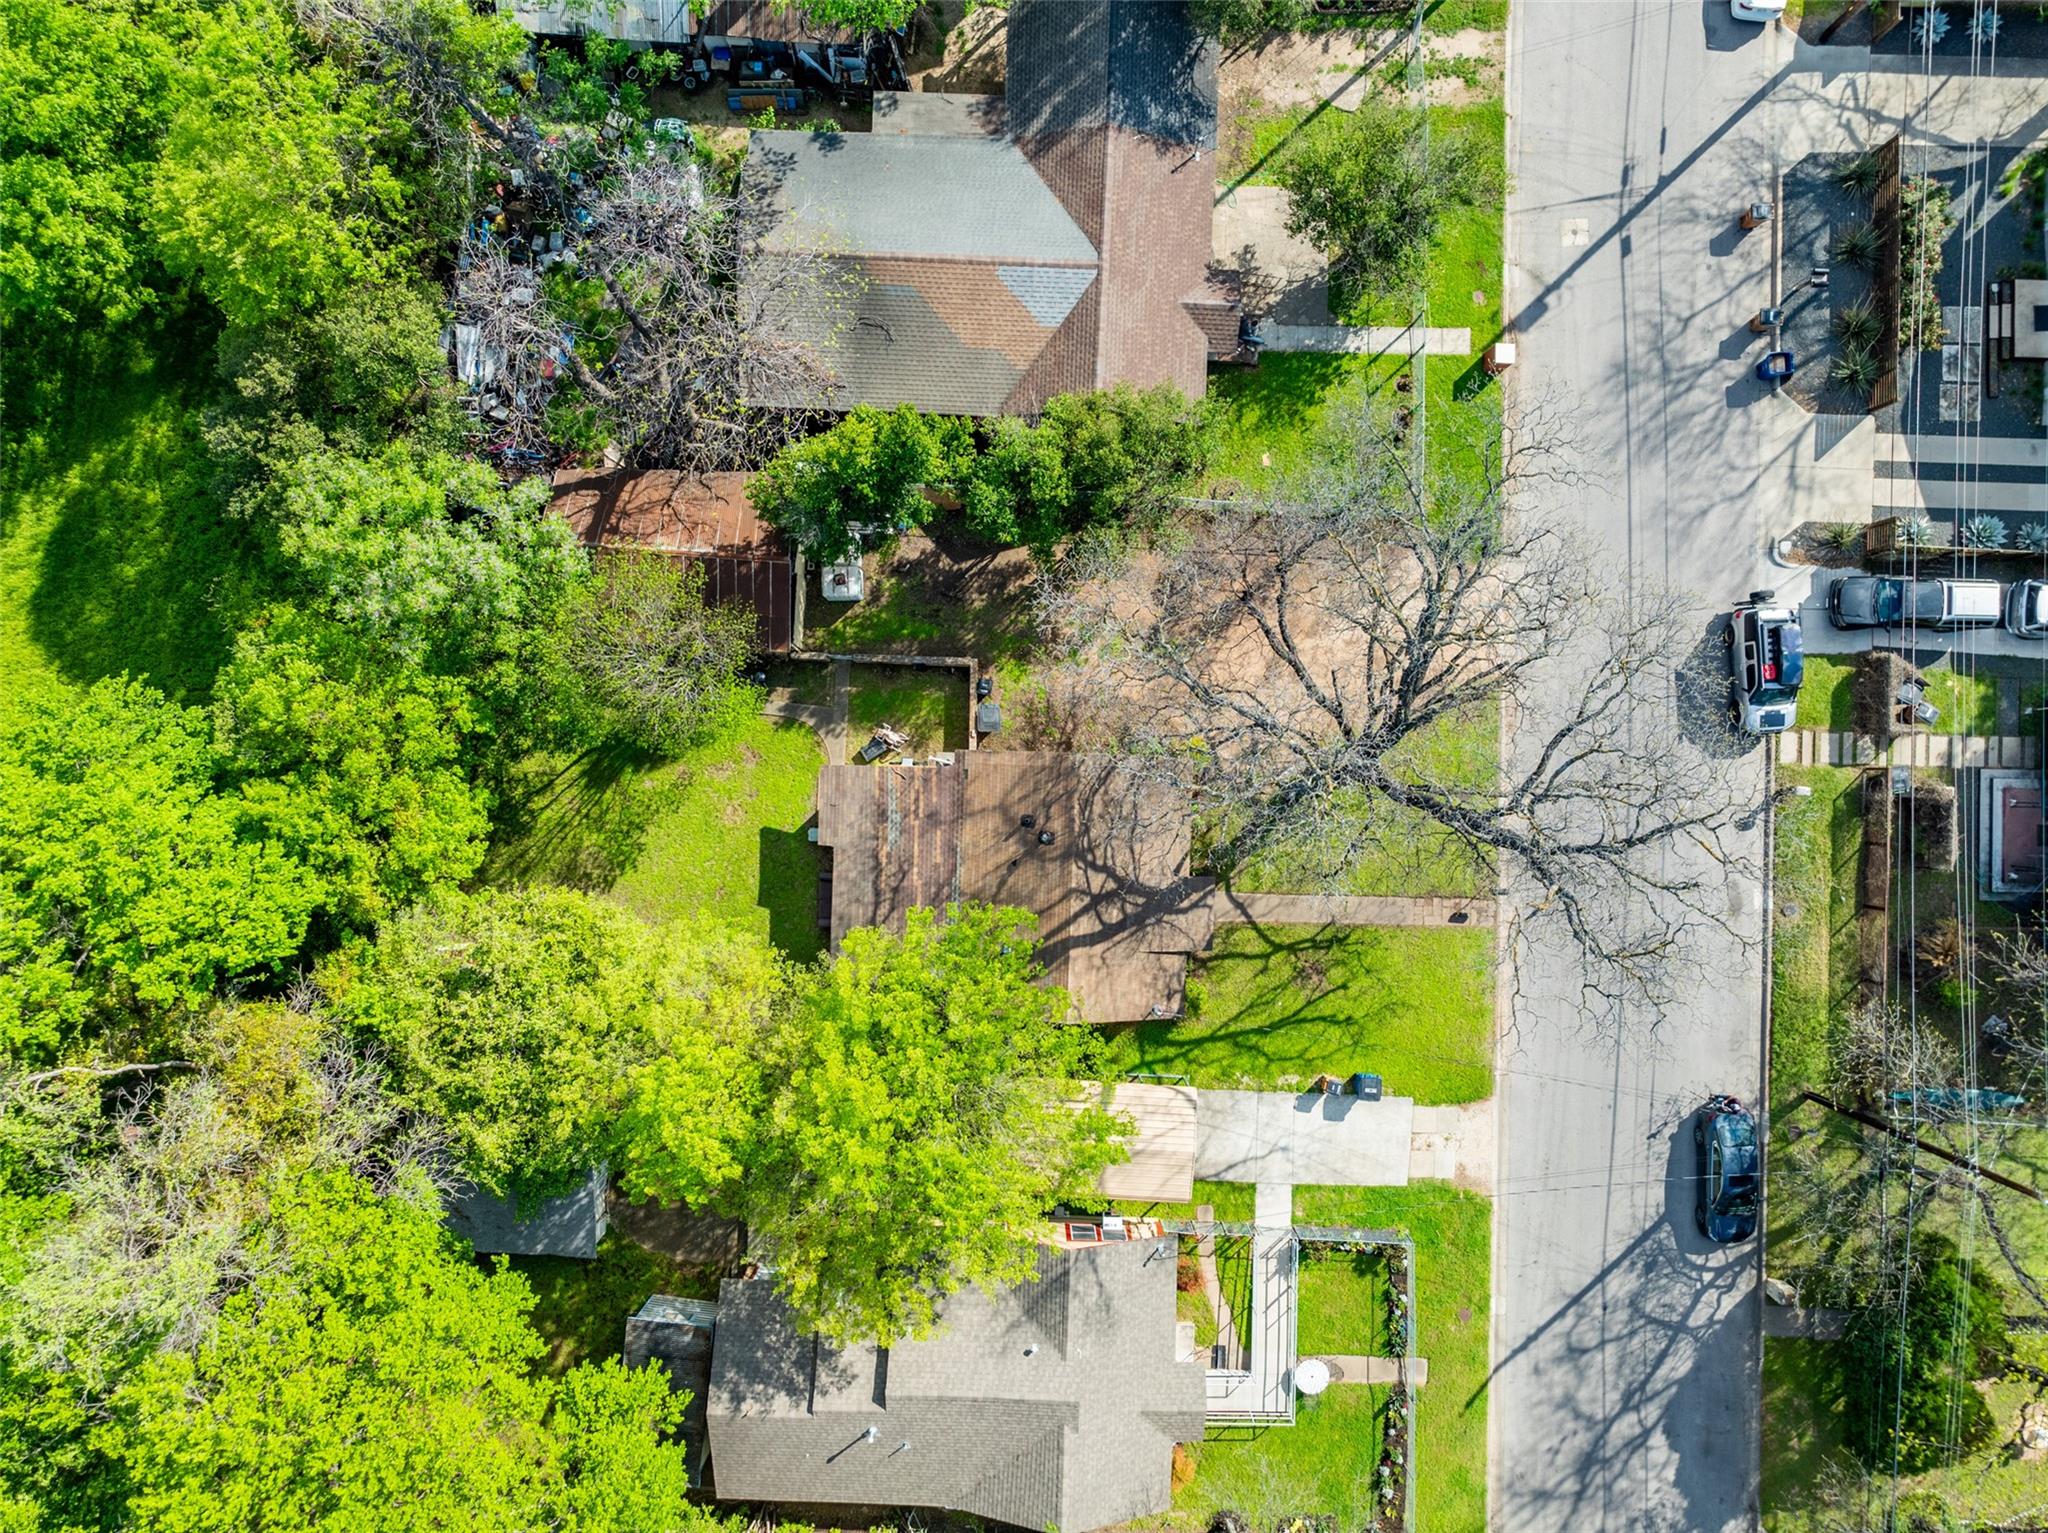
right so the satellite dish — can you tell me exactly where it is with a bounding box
[1294,1358,1331,1396]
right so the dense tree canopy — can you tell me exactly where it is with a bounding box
[111,1172,700,1532]
[750,404,964,562]
[742,905,1126,1344]
[0,681,320,1062]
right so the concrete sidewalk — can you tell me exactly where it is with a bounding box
[1262,322,1473,357]
[1195,1090,1415,1186]
[1213,891,1495,929]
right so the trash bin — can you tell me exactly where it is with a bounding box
[1347,1072,1383,1101]
[1756,351,1796,381]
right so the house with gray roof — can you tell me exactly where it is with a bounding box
[743,0,1239,417]
[703,1234,1207,1531]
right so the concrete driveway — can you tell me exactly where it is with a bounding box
[1193,1089,1415,1186]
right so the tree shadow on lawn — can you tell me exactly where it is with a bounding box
[758,824,822,963]
[1106,923,1492,1095]
[17,343,264,704]
[486,743,677,892]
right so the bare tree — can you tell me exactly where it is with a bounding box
[1034,403,1750,1011]
[455,158,843,467]
[1829,999,1961,1110]
[557,549,761,752]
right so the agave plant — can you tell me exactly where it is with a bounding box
[2017,521,2048,554]
[1965,513,2011,549]
[1834,150,1883,198]
[1969,6,2002,41]
[1915,6,1951,45]
[1830,343,1881,391]
[1833,221,1884,268]
[1818,522,1864,553]
[1834,302,1883,349]
[1895,514,1938,548]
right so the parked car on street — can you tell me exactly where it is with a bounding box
[1725,591,1803,734]
[1694,1096,1760,1244]
[2005,579,2048,638]
[1827,575,2003,631]
[1730,0,1787,21]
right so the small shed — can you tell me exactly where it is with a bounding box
[446,1166,609,1260]
[626,1295,717,1480]
[1087,1081,1198,1205]
[550,469,798,653]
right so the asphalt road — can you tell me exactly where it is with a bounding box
[1493,4,1787,1529]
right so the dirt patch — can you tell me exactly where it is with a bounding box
[906,0,1007,94]
[1220,29,1398,115]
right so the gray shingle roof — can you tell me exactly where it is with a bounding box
[444,1166,608,1258]
[750,131,1095,265]
[705,1237,1206,1532]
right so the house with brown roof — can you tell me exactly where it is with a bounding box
[814,751,1215,1023]
[743,0,1240,417]
[551,468,799,652]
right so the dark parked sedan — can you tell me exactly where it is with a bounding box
[1694,1096,1760,1244]
[1827,575,2001,631]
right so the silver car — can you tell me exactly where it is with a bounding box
[2005,580,2048,638]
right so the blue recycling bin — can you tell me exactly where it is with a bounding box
[1756,350,1796,381]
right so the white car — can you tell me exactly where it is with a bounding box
[1731,0,1787,20]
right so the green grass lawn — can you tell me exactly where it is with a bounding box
[1222,699,1499,900]
[1173,1384,1387,1530]
[1769,766,1865,1101]
[0,332,265,719]
[847,663,968,756]
[1219,97,1505,340]
[506,1233,720,1378]
[1296,1243,1388,1357]
[1796,655,1999,733]
[483,713,826,960]
[1105,923,1494,1102]
[1294,1185,1491,1533]
[1794,656,1854,730]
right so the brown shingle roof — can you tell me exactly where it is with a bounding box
[550,469,795,652]
[814,752,1214,1023]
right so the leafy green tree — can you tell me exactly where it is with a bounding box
[109,1171,699,1532]
[149,5,418,329]
[0,681,320,1062]
[743,904,1126,1344]
[614,923,785,1214]
[205,284,455,490]
[1841,1234,2006,1473]
[213,610,492,930]
[0,0,192,326]
[774,0,922,30]
[551,553,760,755]
[271,447,587,676]
[963,386,1212,552]
[1277,99,1500,295]
[325,890,780,1205]
[962,415,1074,550]
[751,404,964,561]
[1190,0,1313,46]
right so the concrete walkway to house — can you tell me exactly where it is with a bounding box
[1315,1354,1430,1387]
[1206,1182,1298,1416]
[1775,728,2039,769]
[1196,1090,1415,1186]
[1213,891,1494,929]
[759,658,852,766]
[1407,1102,1494,1190]
[1261,321,1473,357]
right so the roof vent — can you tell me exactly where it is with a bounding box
[1023,1344,1039,1357]
[1021,814,1037,829]
[863,1425,878,1444]
[1037,830,1055,847]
